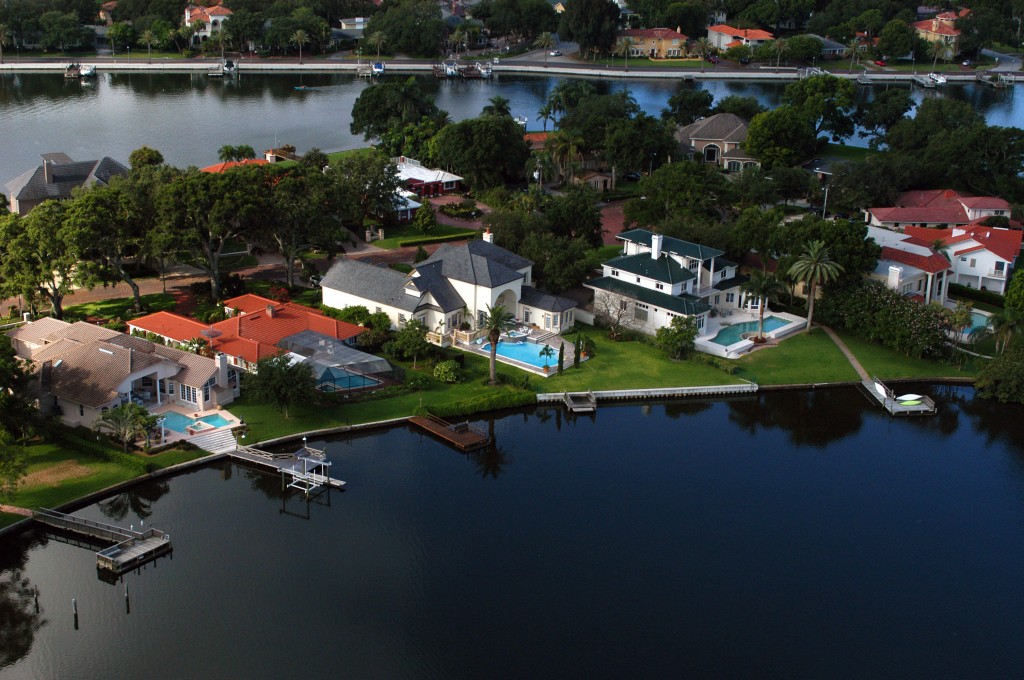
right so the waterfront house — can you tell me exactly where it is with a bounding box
[6,318,235,429]
[321,232,577,341]
[866,189,1012,230]
[392,157,463,198]
[912,8,968,56]
[185,3,233,44]
[4,153,128,215]
[673,113,759,171]
[127,294,364,373]
[614,28,688,59]
[584,229,751,337]
[903,225,1021,294]
[867,226,952,304]
[706,24,774,51]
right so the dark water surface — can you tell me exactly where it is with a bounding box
[0,71,1019,174]
[2,386,1024,679]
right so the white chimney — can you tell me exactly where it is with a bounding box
[216,353,228,386]
[22,312,32,322]
[43,160,52,184]
[651,233,663,260]
[482,229,494,244]
[266,304,275,318]
[887,265,902,290]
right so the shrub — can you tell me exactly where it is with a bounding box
[397,232,476,248]
[433,360,461,383]
[414,390,536,418]
[976,344,1024,403]
[406,373,432,390]
[948,283,1005,307]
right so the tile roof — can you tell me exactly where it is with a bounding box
[880,246,951,274]
[5,155,128,205]
[707,25,774,40]
[127,311,209,341]
[605,253,696,284]
[868,189,1011,226]
[911,18,960,36]
[585,277,711,316]
[904,225,1023,262]
[618,229,725,261]
[869,225,953,274]
[618,28,687,41]
[321,258,420,313]
[200,159,269,173]
[520,286,576,312]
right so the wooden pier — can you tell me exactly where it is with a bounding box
[230,444,345,493]
[538,382,758,407]
[860,379,937,416]
[409,415,491,451]
[33,508,172,574]
[563,391,597,413]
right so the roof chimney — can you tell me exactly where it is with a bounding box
[482,228,494,244]
[887,265,902,290]
[266,304,275,318]
[651,233,663,260]
[43,160,52,184]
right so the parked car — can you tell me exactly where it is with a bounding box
[962,59,972,67]
[549,50,562,57]
[707,55,719,64]
[623,172,641,181]
[739,57,750,65]
[874,59,887,66]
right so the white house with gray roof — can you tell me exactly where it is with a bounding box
[6,318,235,429]
[321,233,578,339]
[585,229,751,336]
[4,153,129,215]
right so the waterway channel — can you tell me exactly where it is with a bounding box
[0,71,1019,173]
[2,386,1023,678]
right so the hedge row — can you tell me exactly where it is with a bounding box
[48,426,153,474]
[398,231,477,248]
[414,390,537,419]
[948,283,1006,307]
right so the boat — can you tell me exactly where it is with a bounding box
[371,61,385,76]
[223,59,236,76]
[79,64,96,78]
[64,63,81,79]
[433,60,460,78]
[294,85,319,91]
[208,63,224,77]
[928,72,947,85]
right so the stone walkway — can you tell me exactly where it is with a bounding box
[821,326,871,382]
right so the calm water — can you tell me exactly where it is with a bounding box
[0,71,1020,174]
[2,386,1024,678]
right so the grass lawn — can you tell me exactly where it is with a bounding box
[822,143,878,162]
[219,253,260,271]
[372,224,477,250]
[732,331,860,385]
[0,512,23,529]
[275,148,375,169]
[834,330,978,380]
[64,293,176,322]
[8,438,205,512]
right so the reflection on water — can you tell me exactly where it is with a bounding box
[2,387,1024,678]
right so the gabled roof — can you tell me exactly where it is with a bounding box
[519,286,576,312]
[869,189,1011,226]
[585,277,711,316]
[5,155,128,204]
[418,240,529,288]
[605,253,695,284]
[127,311,209,341]
[904,225,1023,263]
[675,113,749,145]
[618,229,725,261]
[880,246,951,274]
[321,258,420,313]
[392,157,462,185]
[869,225,952,274]
[408,261,466,313]
[707,24,774,40]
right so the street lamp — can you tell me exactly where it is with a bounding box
[821,185,830,219]
[127,45,130,63]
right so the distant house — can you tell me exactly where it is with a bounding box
[585,229,751,337]
[706,24,774,51]
[184,3,232,44]
[263,145,301,163]
[674,113,759,171]
[912,8,969,55]
[574,170,614,192]
[615,28,688,58]
[6,318,235,428]
[867,226,952,304]
[392,157,463,197]
[904,225,1022,294]
[802,33,845,59]
[321,232,577,339]
[127,294,364,373]
[200,159,269,173]
[4,153,129,215]
[866,189,1012,230]
[524,131,551,151]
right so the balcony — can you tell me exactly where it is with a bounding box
[987,269,1007,278]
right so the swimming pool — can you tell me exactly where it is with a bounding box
[709,316,790,346]
[968,311,991,336]
[318,367,381,392]
[481,341,557,369]
[159,411,232,434]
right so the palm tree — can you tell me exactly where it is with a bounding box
[292,29,309,64]
[366,31,386,59]
[928,40,947,72]
[932,238,950,261]
[614,36,635,72]
[482,95,511,117]
[774,38,789,72]
[447,27,464,57]
[988,311,1022,355]
[788,240,844,333]
[0,23,11,65]
[534,31,556,67]
[140,29,155,64]
[97,404,157,453]
[218,145,237,162]
[695,37,712,73]
[545,131,584,183]
[536,102,554,131]
[482,304,516,385]
[741,270,787,339]
[845,38,860,71]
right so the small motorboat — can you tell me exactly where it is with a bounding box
[371,62,385,76]
[79,64,97,78]
[294,85,319,91]
[928,72,947,85]
[896,394,923,402]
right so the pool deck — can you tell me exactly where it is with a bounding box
[151,404,243,446]
[460,326,578,376]
[696,310,807,358]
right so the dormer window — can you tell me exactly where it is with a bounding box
[611,269,619,277]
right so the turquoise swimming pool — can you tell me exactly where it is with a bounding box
[159,411,232,434]
[482,341,557,369]
[709,316,790,346]
[968,311,991,336]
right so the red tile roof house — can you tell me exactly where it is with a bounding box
[912,8,969,55]
[184,3,233,45]
[200,159,270,173]
[865,189,1012,230]
[126,294,364,374]
[706,25,774,51]
[904,225,1022,294]
[5,318,235,430]
[867,226,953,304]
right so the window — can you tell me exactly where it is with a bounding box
[611,269,619,277]
[634,307,648,322]
[620,299,629,311]
[727,161,741,172]
[995,261,1005,271]
[398,313,406,324]
[166,380,174,395]
[655,283,664,290]
[970,258,977,268]
[995,210,1005,216]
[179,383,198,404]
[375,307,382,313]
[79,404,84,417]
[714,295,720,304]
[636,276,641,283]
[725,293,735,303]
[203,376,216,402]
[688,260,699,271]
[697,315,705,330]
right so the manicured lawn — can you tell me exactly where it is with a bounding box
[732,331,860,385]
[64,293,176,322]
[0,512,23,529]
[372,224,477,250]
[822,143,878,162]
[834,330,978,380]
[587,56,712,70]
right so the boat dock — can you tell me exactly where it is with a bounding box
[230,444,345,494]
[563,391,597,413]
[538,382,759,410]
[409,414,491,451]
[33,508,172,574]
[911,74,936,88]
[860,378,937,416]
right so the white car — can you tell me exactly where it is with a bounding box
[549,50,562,57]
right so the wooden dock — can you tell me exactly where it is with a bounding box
[409,415,491,451]
[860,379,937,416]
[563,391,597,413]
[538,382,758,406]
[33,508,172,574]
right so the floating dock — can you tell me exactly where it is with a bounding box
[33,508,172,574]
[860,379,937,416]
[563,391,597,413]
[409,415,491,451]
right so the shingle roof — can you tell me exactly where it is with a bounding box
[605,253,696,284]
[713,274,749,291]
[585,277,711,316]
[675,113,749,146]
[409,261,466,312]
[418,240,528,288]
[618,229,725,261]
[4,156,128,205]
[520,286,576,312]
[321,258,420,313]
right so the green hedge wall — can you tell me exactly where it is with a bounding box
[948,283,1005,307]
